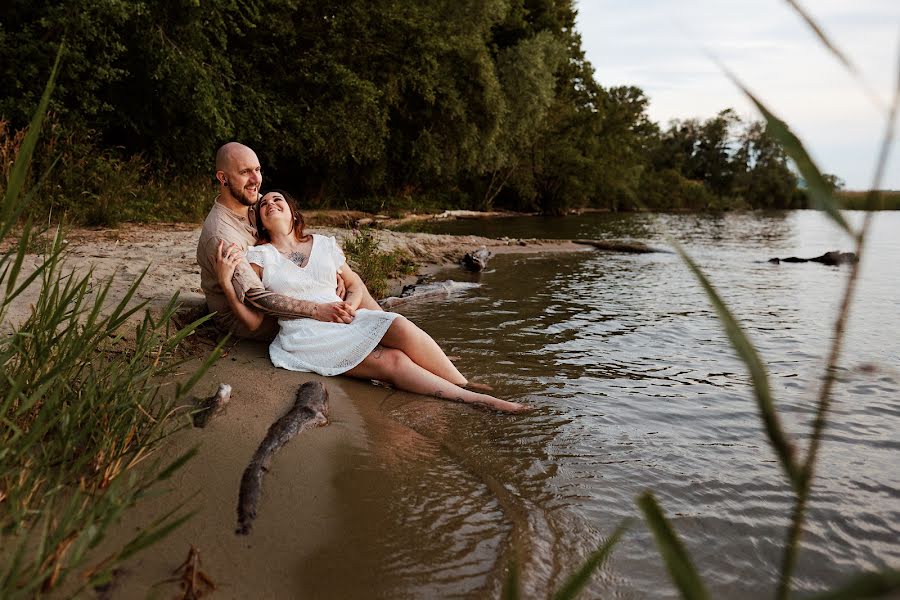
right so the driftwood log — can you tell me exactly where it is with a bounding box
[572,239,666,253]
[461,247,493,271]
[235,381,329,535]
[768,251,858,266]
[192,383,232,428]
[379,280,478,309]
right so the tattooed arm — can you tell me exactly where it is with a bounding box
[228,252,355,323]
[244,287,355,323]
[216,241,356,328]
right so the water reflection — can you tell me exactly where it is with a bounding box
[388,211,900,598]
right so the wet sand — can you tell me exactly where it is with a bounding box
[11,222,590,598]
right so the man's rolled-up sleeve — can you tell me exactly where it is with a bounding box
[231,258,263,303]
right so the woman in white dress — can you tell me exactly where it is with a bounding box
[215,190,527,414]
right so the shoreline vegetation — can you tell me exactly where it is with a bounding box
[0,2,882,228]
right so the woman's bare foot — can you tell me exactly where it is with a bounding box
[471,394,531,414]
[463,381,495,393]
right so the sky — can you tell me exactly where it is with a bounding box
[575,1,900,190]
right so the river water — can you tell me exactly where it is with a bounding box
[380,210,899,598]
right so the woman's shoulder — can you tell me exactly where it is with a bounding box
[311,233,340,249]
[246,243,273,261]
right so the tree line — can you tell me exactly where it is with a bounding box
[0,0,823,222]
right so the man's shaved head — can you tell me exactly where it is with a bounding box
[214,142,262,209]
[216,142,254,172]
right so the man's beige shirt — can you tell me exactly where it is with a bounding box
[196,200,266,335]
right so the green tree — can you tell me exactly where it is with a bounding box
[734,120,799,209]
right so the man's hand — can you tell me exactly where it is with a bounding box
[335,272,347,300]
[313,301,355,323]
[214,240,243,287]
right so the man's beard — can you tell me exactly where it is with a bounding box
[224,182,258,207]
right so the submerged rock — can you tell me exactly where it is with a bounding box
[461,247,493,271]
[768,251,858,266]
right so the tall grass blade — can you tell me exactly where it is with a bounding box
[637,492,709,600]
[714,61,853,237]
[176,337,226,398]
[104,268,150,332]
[502,557,520,600]
[116,510,197,563]
[1,44,63,239]
[776,36,900,600]
[551,521,629,600]
[5,219,31,297]
[155,446,199,482]
[669,238,802,490]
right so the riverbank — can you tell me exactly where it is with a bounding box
[3,222,590,328]
[9,221,590,598]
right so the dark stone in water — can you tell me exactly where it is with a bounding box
[235,381,329,535]
[768,251,858,266]
[462,247,493,271]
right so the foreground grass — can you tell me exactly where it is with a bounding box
[1,47,221,598]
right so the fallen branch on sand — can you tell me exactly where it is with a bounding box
[379,280,480,309]
[191,383,231,428]
[235,382,329,535]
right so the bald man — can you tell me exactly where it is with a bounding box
[197,142,377,339]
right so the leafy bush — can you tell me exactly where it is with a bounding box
[341,228,416,299]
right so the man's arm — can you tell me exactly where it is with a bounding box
[244,286,356,323]
[231,258,354,323]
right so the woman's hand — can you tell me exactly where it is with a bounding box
[313,301,356,323]
[215,240,243,287]
[335,272,347,299]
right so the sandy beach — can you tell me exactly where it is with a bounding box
[15,222,591,598]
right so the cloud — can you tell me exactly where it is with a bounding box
[576,0,900,188]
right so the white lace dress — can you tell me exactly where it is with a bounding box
[245,235,400,375]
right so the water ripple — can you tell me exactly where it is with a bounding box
[393,211,900,597]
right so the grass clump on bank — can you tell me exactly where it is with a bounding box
[836,189,900,210]
[0,49,220,597]
[341,228,416,299]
